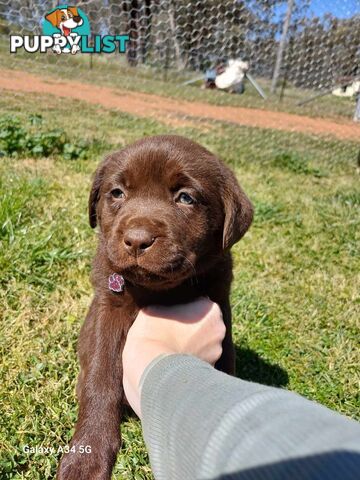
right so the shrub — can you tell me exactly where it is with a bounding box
[273,151,326,177]
[0,115,91,160]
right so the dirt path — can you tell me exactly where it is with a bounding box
[1,68,359,141]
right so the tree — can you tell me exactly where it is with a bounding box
[286,12,360,90]
[271,0,294,93]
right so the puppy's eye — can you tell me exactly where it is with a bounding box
[177,192,195,205]
[61,15,66,20]
[111,188,125,199]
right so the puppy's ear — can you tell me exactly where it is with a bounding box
[68,6,79,17]
[222,171,253,250]
[89,162,106,229]
[45,10,60,27]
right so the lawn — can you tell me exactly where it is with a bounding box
[0,89,359,479]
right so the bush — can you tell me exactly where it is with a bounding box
[0,115,91,160]
[273,151,326,177]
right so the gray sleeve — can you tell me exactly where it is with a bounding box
[140,354,360,480]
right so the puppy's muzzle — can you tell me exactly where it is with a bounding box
[123,227,156,257]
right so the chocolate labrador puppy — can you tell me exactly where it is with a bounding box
[57,135,253,479]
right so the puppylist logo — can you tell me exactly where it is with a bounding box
[10,5,129,55]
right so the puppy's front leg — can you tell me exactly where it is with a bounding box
[215,299,235,376]
[57,301,131,480]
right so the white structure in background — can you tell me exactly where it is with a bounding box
[332,80,360,97]
[215,59,249,90]
[332,78,360,122]
[354,92,360,122]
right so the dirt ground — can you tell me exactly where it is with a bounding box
[1,68,359,141]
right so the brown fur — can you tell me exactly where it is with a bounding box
[56,135,253,479]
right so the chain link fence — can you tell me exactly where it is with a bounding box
[0,1,359,162]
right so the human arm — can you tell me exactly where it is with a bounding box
[139,354,360,480]
[122,300,360,480]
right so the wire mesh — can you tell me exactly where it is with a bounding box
[0,0,359,163]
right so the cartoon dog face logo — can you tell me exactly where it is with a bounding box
[45,7,83,36]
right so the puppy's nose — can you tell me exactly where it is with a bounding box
[123,228,155,256]
[73,15,81,23]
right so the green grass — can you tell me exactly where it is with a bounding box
[0,90,359,479]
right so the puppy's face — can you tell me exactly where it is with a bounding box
[45,7,83,33]
[90,136,253,290]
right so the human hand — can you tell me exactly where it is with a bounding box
[122,298,225,417]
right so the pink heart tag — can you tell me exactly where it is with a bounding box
[108,273,125,293]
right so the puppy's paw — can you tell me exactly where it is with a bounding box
[57,451,109,480]
[56,435,119,480]
[71,44,81,55]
